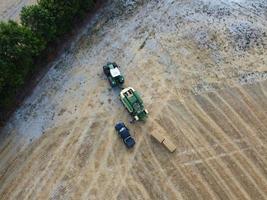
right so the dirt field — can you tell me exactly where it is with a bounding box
[0,0,267,199]
[0,0,36,21]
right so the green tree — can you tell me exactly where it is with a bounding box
[0,0,96,114]
[76,0,96,17]
[38,0,81,36]
[21,5,57,43]
[38,0,96,36]
[0,21,44,108]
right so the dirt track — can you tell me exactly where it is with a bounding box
[0,0,36,21]
[1,80,267,199]
[0,0,267,199]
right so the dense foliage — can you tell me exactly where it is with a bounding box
[0,0,96,116]
[38,0,95,36]
[0,21,44,108]
[21,5,57,43]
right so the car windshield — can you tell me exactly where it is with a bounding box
[119,127,126,132]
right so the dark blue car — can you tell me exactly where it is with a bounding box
[115,122,135,149]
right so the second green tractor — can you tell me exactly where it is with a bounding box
[120,87,148,121]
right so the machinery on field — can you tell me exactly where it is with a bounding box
[120,87,148,121]
[103,62,124,87]
[102,62,175,152]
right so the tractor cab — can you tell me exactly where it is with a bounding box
[110,67,121,77]
[103,62,124,87]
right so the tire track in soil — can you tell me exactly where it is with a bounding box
[191,95,267,199]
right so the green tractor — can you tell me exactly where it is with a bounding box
[120,87,148,121]
[103,62,124,87]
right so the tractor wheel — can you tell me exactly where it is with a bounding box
[112,62,118,68]
[103,66,110,75]
[108,78,116,87]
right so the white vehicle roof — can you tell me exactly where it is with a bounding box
[110,68,121,77]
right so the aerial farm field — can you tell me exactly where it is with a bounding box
[0,0,267,199]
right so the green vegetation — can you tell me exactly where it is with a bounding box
[0,21,44,108]
[0,0,96,118]
[21,0,96,42]
[38,0,95,35]
[21,5,57,43]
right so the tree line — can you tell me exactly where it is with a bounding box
[0,0,96,117]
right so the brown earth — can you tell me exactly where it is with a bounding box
[0,0,267,199]
[0,80,267,200]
